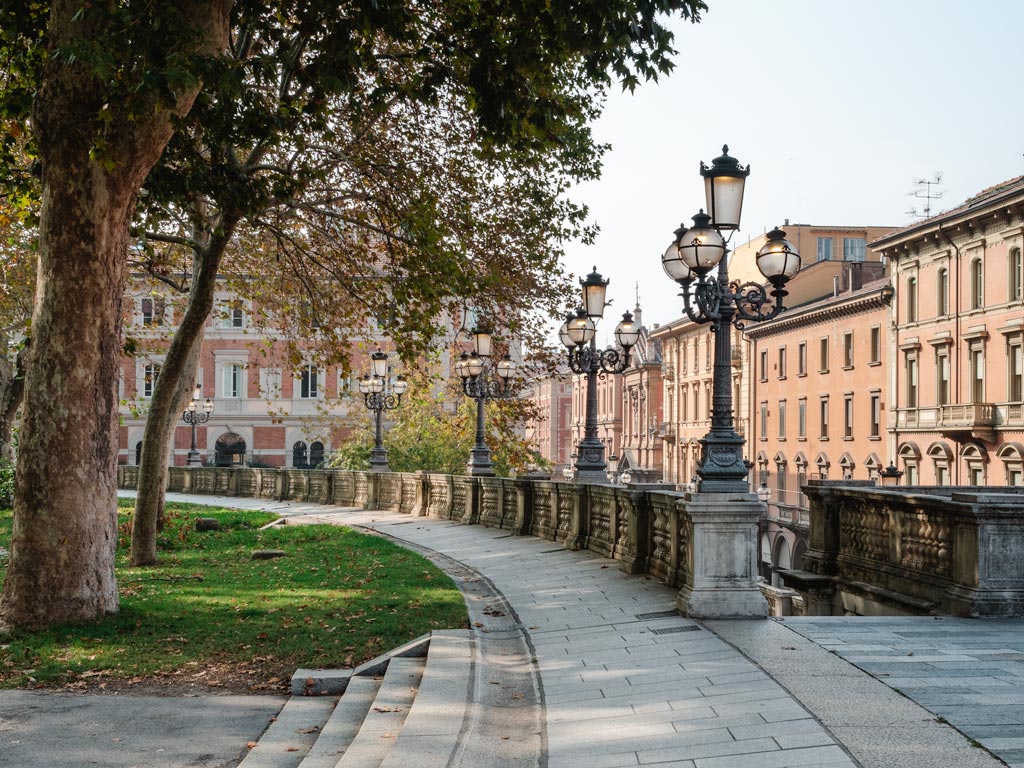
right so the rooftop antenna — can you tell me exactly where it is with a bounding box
[906,172,945,218]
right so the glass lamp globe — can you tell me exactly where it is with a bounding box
[662,233,695,285]
[566,309,596,346]
[465,352,485,378]
[676,210,725,273]
[496,353,515,379]
[393,376,408,396]
[614,311,641,350]
[756,227,801,284]
[700,145,749,231]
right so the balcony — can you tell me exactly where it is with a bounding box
[895,403,996,443]
[658,422,676,441]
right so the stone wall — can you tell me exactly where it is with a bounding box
[797,481,1024,617]
[116,466,767,618]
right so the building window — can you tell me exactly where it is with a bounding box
[819,397,829,439]
[937,267,949,317]
[778,347,787,379]
[798,342,807,376]
[143,364,161,398]
[705,341,711,371]
[843,394,854,439]
[1010,342,1023,402]
[218,301,245,329]
[680,389,688,423]
[969,345,985,403]
[299,364,320,399]
[292,441,309,469]
[843,237,866,262]
[759,349,768,382]
[936,350,950,405]
[141,296,166,326]
[1010,247,1023,302]
[870,326,881,364]
[819,337,829,372]
[905,352,919,408]
[798,398,807,439]
[693,342,699,371]
[778,400,787,440]
[760,401,768,439]
[936,464,949,486]
[870,392,881,438]
[843,332,854,368]
[906,277,917,323]
[223,363,243,398]
[817,236,833,262]
[970,258,984,310]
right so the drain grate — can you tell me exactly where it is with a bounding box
[650,625,701,635]
[635,609,680,621]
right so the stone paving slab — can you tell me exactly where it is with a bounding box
[780,616,1024,767]
[108,492,1021,768]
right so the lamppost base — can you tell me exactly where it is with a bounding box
[572,439,607,485]
[696,431,751,494]
[186,450,202,467]
[369,448,390,473]
[466,446,495,477]
[676,490,769,619]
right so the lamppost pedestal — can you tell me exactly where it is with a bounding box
[676,491,769,618]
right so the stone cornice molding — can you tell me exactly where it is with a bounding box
[744,287,892,340]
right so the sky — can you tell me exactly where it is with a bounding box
[562,0,1024,339]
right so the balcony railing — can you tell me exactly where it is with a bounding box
[895,402,998,440]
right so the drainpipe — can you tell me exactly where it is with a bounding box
[939,223,962,485]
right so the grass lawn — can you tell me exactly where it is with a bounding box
[0,500,467,693]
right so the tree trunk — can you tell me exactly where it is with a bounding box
[0,342,27,462]
[131,232,234,566]
[0,1,230,630]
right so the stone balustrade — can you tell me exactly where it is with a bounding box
[798,480,1024,617]
[117,466,768,618]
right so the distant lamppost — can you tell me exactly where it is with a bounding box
[559,268,641,483]
[879,461,904,487]
[662,146,801,493]
[456,324,517,476]
[182,384,213,466]
[358,349,407,472]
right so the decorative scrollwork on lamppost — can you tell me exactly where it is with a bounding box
[456,324,517,477]
[558,267,641,483]
[182,384,214,466]
[661,146,801,494]
[358,349,407,472]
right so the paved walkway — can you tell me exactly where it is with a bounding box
[4,492,1020,768]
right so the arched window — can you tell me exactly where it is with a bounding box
[996,443,1024,486]
[839,452,855,481]
[865,453,881,482]
[937,267,949,316]
[815,452,830,481]
[1010,247,1022,302]
[292,441,308,469]
[309,441,325,468]
[961,443,987,486]
[927,442,954,486]
[898,442,922,485]
[906,276,918,323]
[970,258,984,310]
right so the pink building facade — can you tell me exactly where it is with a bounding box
[874,177,1024,486]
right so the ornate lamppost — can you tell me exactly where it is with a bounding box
[661,146,801,493]
[559,268,641,483]
[182,384,213,466]
[456,325,517,477]
[358,349,407,472]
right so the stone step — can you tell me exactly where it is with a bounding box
[237,695,337,768]
[332,657,426,768]
[297,676,382,768]
[378,630,473,768]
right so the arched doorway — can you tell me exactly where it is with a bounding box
[309,441,325,468]
[292,441,308,469]
[215,432,247,467]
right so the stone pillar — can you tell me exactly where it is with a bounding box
[677,491,768,618]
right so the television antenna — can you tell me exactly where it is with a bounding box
[906,172,945,218]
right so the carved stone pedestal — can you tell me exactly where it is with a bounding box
[676,491,768,618]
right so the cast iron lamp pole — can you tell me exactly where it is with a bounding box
[559,268,641,483]
[662,146,801,493]
[456,325,517,477]
[358,349,407,472]
[182,384,214,466]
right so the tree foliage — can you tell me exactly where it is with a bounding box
[330,364,546,477]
